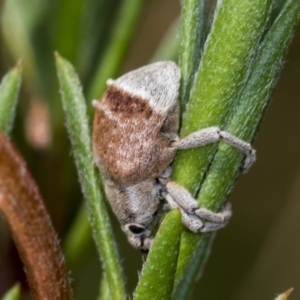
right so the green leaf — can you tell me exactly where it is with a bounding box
[88,0,145,101]
[173,0,273,296]
[78,0,122,79]
[62,204,92,268]
[179,0,208,111]
[1,0,41,88]
[173,0,272,193]
[198,0,300,211]
[151,19,180,63]
[1,284,20,300]
[98,275,111,300]
[173,0,300,297]
[55,53,126,300]
[133,209,182,300]
[172,233,215,300]
[0,63,22,136]
[173,0,272,283]
[55,0,87,65]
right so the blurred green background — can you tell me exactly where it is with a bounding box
[0,0,299,299]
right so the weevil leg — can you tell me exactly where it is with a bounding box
[195,202,232,223]
[161,180,232,233]
[162,191,205,232]
[172,126,256,172]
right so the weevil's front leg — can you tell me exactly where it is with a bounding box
[161,180,232,233]
[162,191,205,232]
[171,127,256,172]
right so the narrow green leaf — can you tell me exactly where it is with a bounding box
[199,0,300,210]
[133,209,182,300]
[173,0,272,193]
[88,0,144,101]
[151,19,180,63]
[55,53,126,300]
[172,0,272,286]
[1,284,20,300]
[78,0,122,78]
[98,275,111,300]
[0,63,22,136]
[172,233,215,300]
[179,0,209,111]
[173,0,300,297]
[1,0,40,88]
[55,0,86,64]
[63,204,92,268]
[172,0,273,295]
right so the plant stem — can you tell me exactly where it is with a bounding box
[0,133,72,300]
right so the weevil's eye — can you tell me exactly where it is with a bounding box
[128,224,145,234]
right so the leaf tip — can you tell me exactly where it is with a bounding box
[15,59,22,72]
[284,288,294,298]
[1,283,21,300]
[275,287,294,300]
[54,51,62,63]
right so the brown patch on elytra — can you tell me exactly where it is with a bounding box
[93,88,179,187]
[104,86,153,119]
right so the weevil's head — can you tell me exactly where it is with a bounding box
[105,179,163,251]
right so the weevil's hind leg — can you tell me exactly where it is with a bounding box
[161,180,232,233]
[171,126,256,172]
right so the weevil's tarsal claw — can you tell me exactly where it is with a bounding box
[242,148,256,173]
[198,221,228,232]
[195,202,232,223]
[174,127,256,173]
[195,202,232,232]
[218,130,256,172]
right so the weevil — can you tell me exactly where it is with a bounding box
[92,61,255,251]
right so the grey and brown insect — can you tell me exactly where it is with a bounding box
[92,61,255,251]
